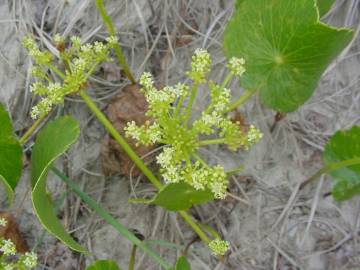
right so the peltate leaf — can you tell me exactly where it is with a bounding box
[151,182,214,211]
[324,126,360,201]
[175,256,191,270]
[31,116,87,253]
[86,260,122,270]
[0,103,22,203]
[316,0,335,17]
[223,0,353,112]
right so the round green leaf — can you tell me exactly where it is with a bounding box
[86,260,122,270]
[0,103,22,204]
[175,256,191,270]
[223,0,353,112]
[324,126,360,201]
[316,0,335,17]
[30,116,88,253]
[151,182,214,211]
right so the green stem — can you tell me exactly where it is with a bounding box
[79,90,162,189]
[46,63,66,79]
[184,82,199,125]
[300,158,360,190]
[19,114,47,144]
[174,95,185,116]
[197,138,226,146]
[79,90,213,250]
[95,0,136,84]
[225,89,255,112]
[220,73,233,89]
[128,245,137,270]
[51,167,172,270]
[179,211,211,244]
[192,152,208,167]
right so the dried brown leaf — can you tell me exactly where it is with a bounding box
[0,211,28,253]
[101,84,155,177]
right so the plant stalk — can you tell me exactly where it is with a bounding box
[51,167,172,270]
[79,90,162,189]
[300,158,360,190]
[197,138,226,146]
[79,89,212,245]
[95,0,136,84]
[179,211,210,244]
[128,245,137,270]
[19,114,47,144]
[225,89,255,112]
[184,82,199,125]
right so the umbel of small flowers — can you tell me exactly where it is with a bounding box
[0,218,37,270]
[125,48,262,200]
[23,35,118,119]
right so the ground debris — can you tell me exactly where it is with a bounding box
[0,211,28,253]
[101,84,155,177]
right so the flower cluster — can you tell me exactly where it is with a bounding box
[0,218,7,227]
[125,49,262,200]
[0,237,37,269]
[208,239,230,256]
[187,48,212,83]
[23,35,118,119]
[227,57,246,76]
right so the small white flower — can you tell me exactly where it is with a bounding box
[70,36,81,47]
[188,48,212,82]
[23,252,38,268]
[208,239,230,256]
[106,36,118,45]
[0,239,16,256]
[247,125,263,145]
[3,263,15,270]
[0,217,7,227]
[53,34,64,45]
[125,121,141,141]
[227,57,246,76]
[139,72,154,91]
[156,147,175,167]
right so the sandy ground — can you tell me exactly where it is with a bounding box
[0,0,360,269]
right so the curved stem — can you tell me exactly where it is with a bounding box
[95,0,136,84]
[197,138,226,146]
[79,90,162,189]
[300,158,360,190]
[128,245,137,270]
[51,167,172,270]
[184,82,199,125]
[220,73,233,89]
[79,90,213,248]
[179,211,211,244]
[45,64,65,79]
[225,89,255,113]
[19,114,47,144]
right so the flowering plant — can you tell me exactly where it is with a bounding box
[0,218,37,270]
[125,49,262,200]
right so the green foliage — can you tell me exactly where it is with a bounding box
[175,256,191,270]
[316,0,336,17]
[52,167,172,269]
[86,260,122,270]
[125,50,262,200]
[0,103,22,204]
[30,116,88,253]
[223,0,353,112]
[23,35,117,119]
[324,126,360,200]
[149,182,213,211]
